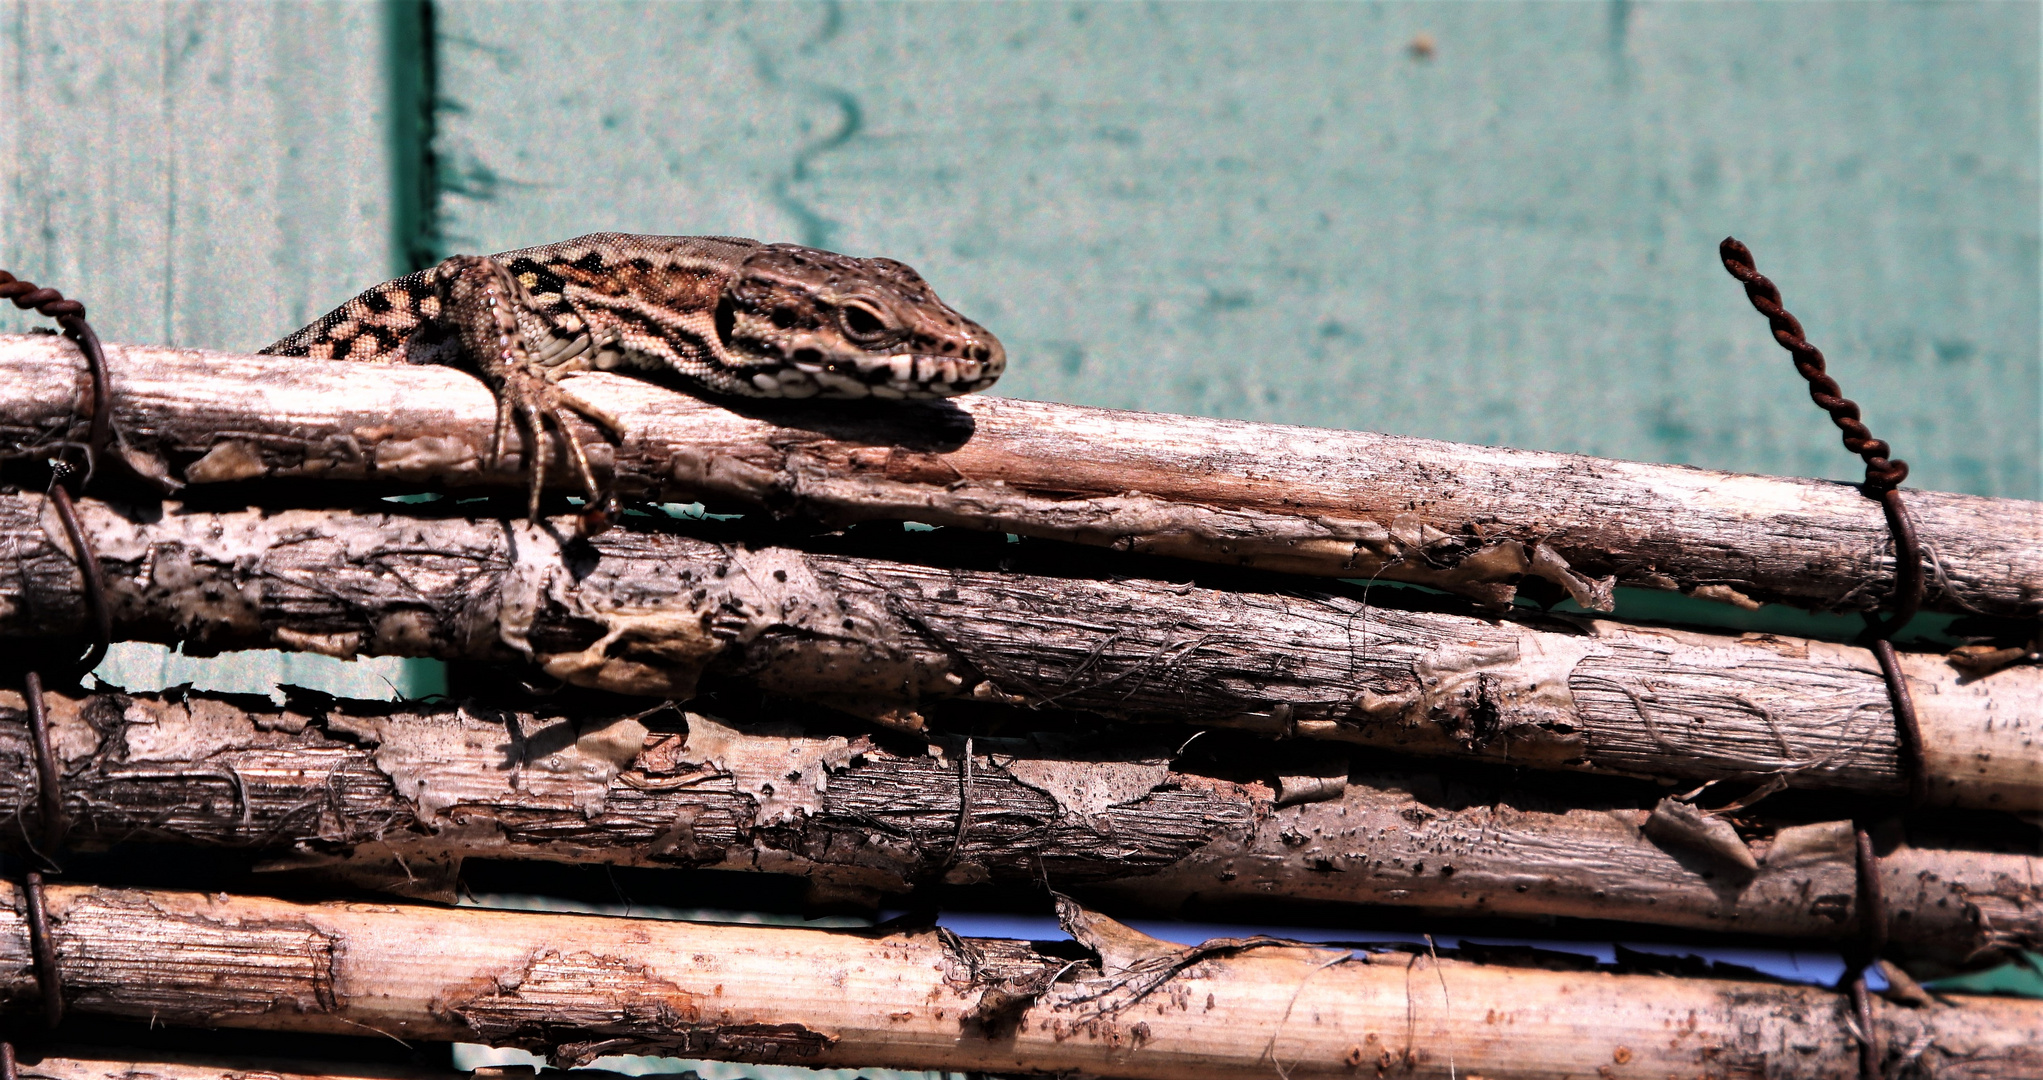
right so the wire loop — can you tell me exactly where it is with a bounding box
[1,269,100,1040]
[1719,238,1939,1080]
[3,271,113,678]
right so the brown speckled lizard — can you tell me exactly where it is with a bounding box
[262,233,1005,521]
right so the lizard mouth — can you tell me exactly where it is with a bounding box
[788,351,1001,399]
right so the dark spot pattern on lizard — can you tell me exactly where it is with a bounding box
[260,233,1005,521]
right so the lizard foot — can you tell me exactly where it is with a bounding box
[488,366,625,523]
[432,253,624,525]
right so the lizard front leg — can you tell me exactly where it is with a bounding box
[432,255,624,522]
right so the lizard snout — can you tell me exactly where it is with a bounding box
[919,328,1005,395]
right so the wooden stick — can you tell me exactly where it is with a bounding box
[3,882,2036,1079]
[3,334,2037,618]
[4,688,2032,969]
[2,494,2035,810]
[22,1051,492,1080]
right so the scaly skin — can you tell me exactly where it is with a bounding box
[263,233,1005,519]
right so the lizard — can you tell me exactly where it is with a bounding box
[261,232,1006,522]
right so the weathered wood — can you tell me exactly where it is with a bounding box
[1,493,2034,810]
[5,688,2032,970]
[2,882,2036,1079]
[23,1053,486,1080]
[3,335,2038,618]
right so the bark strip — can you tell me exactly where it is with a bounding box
[0,882,2035,1079]
[2,334,2036,618]
[1,494,2035,810]
[2,688,2032,969]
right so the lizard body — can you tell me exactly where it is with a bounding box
[263,233,1004,517]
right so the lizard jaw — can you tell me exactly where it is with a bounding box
[743,350,1003,400]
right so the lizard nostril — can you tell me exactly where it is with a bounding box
[791,347,822,365]
[969,344,990,363]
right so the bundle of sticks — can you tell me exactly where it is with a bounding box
[0,333,2037,1079]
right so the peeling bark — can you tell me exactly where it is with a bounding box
[0,882,2036,1079]
[3,334,2038,618]
[3,689,2033,970]
[2,494,2036,809]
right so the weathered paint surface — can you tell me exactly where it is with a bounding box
[0,2,433,695]
[3,4,2035,487]
[435,1,2039,498]
[0,1,400,350]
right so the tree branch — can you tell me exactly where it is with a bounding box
[3,334,2036,618]
[4,688,2031,970]
[1,882,2035,1079]
[2,493,2035,810]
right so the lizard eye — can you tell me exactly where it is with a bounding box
[837,301,896,345]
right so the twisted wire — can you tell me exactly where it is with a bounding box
[1717,237,1924,637]
[0,272,112,676]
[1720,237,1926,1080]
[1718,239,1907,492]
[0,272,89,1045]
[0,271,85,321]
[0,272,110,473]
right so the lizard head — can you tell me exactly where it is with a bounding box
[716,243,1005,399]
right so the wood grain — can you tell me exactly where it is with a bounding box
[0,4,399,352]
[0,492,2034,810]
[4,335,2040,619]
[3,688,2031,969]
[2,882,2036,1079]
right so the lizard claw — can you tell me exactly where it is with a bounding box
[487,367,625,523]
[434,253,624,524]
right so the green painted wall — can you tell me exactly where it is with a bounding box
[5,2,2034,492]
[435,1,2039,498]
[5,3,2034,494]
[0,0,443,700]
[0,1,405,350]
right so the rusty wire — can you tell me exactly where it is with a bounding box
[0,271,110,479]
[6,584,73,1047]
[1718,239,1925,636]
[0,270,103,1044]
[1719,238,1936,1080]
[1852,816,1892,1080]
[1717,239,1927,790]
[20,871,61,1030]
[42,475,109,677]
[1,271,113,677]
[1718,239,1907,493]
[17,675,63,865]
[1868,638,1927,805]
